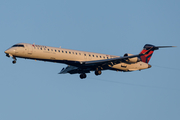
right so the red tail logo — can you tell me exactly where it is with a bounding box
[139,44,155,63]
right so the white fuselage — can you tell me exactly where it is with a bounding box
[5,43,149,72]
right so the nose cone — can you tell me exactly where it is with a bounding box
[148,64,152,68]
[4,49,10,54]
[4,49,11,54]
[4,48,15,55]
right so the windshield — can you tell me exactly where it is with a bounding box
[12,44,24,48]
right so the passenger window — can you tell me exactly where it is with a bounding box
[103,56,105,58]
[40,48,42,50]
[92,55,94,57]
[76,53,77,55]
[79,53,81,55]
[58,50,60,52]
[62,51,64,53]
[48,49,49,51]
[89,54,91,57]
[44,48,46,50]
[100,56,101,58]
[72,52,74,54]
[96,55,98,58]
[55,50,57,52]
[51,49,53,51]
[65,51,67,53]
[84,54,86,56]
[69,51,71,54]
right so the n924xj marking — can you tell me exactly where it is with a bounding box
[5,43,175,79]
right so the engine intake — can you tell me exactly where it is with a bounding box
[124,53,140,63]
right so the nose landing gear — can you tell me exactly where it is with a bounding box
[5,53,17,64]
[12,57,17,64]
[6,54,10,57]
[12,60,16,64]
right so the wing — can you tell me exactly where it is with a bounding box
[59,54,143,74]
[81,54,141,67]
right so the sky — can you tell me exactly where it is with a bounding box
[0,0,180,120]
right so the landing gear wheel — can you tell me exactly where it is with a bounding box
[80,73,87,79]
[12,60,16,64]
[95,70,102,76]
[12,56,17,64]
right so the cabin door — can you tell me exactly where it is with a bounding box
[27,45,33,55]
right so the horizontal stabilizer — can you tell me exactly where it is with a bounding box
[155,46,176,48]
[144,44,176,50]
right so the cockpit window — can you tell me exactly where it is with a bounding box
[12,44,24,48]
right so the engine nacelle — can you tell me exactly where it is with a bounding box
[124,53,140,63]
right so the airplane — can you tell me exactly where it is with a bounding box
[4,43,175,79]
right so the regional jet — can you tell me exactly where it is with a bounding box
[4,43,175,79]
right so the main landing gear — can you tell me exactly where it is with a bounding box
[80,73,87,79]
[95,67,102,76]
[95,70,102,76]
[79,69,102,79]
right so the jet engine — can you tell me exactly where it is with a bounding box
[124,53,140,63]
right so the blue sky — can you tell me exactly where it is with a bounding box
[1,0,180,120]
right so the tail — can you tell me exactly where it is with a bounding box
[139,44,176,63]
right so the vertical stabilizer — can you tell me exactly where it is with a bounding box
[139,44,155,63]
